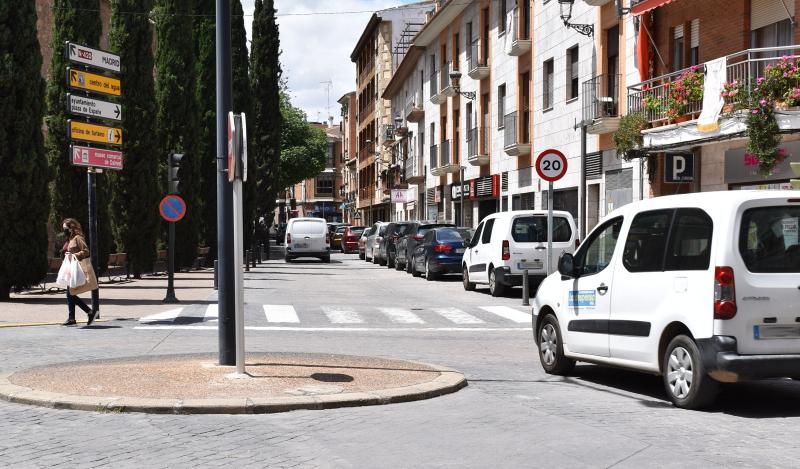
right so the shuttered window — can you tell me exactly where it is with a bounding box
[751,0,795,30]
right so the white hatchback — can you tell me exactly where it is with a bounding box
[284,217,330,263]
[532,191,800,409]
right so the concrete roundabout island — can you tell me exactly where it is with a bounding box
[0,353,467,415]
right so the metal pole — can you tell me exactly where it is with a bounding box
[213,259,218,290]
[547,181,554,276]
[460,166,464,226]
[580,124,587,239]
[87,169,100,313]
[522,269,530,306]
[233,178,245,375]
[244,250,250,272]
[216,0,235,365]
[163,221,178,303]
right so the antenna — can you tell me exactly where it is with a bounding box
[321,79,333,123]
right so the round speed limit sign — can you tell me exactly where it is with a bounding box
[535,149,568,182]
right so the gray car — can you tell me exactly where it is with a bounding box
[364,222,388,264]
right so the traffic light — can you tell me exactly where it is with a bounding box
[791,162,800,190]
[168,152,184,194]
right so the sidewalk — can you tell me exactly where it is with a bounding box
[2,269,216,327]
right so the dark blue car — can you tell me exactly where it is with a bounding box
[411,227,474,281]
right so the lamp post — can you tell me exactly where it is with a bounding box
[449,70,475,227]
[558,0,594,37]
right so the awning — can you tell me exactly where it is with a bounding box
[631,0,678,15]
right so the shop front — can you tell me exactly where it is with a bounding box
[725,142,800,191]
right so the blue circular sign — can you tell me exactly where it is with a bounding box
[159,195,186,222]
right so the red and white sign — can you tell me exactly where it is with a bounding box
[535,149,568,182]
[227,112,236,182]
[71,145,123,170]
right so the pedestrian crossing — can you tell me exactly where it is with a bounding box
[137,303,532,331]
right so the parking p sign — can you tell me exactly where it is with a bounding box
[535,149,568,182]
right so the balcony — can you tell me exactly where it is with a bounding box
[431,140,459,175]
[503,111,531,156]
[467,126,489,165]
[430,70,446,105]
[358,100,375,125]
[405,149,425,184]
[358,60,374,85]
[468,43,489,80]
[440,61,455,97]
[358,141,375,161]
[507,7,531,57]
[405,92,424,122]
[583,74,621,134]
[627,45,800,151]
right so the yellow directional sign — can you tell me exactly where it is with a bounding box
[67,68,121,97]
[68,120,122,146]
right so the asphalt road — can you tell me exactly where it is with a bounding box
[2,251,800,468]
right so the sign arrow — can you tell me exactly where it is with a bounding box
[114,129,121,144]
[70,70,77,83]
[114,105,120,119]
[70,44,76,57]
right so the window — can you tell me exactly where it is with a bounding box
[292,221,326,235]
[315,173,334,197]
[497,84,506,128]
[739,205,800,273]
[326,142,334,167]
[672,25,685,72]
[575,217,624,276]
[543,58,554,110]
[623,210,672,273]
[566,45,579,101]
[751,18,794,49]
[481,218,495,244]
[689,19,699,66]
[471,222,484,247]
[466,102,473,131]
[498,0,507,35]
[664,209,713,271]
[511,216,572,243]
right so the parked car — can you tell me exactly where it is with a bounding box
[341,226,366,254]
[365,222,389,264]
[532,191,800,409]
[331,225,350,251]
[382,222,416,268]
[284,217,330,263]
[395,221,456,273]
[410,227,473,280]
[358,226,373,260]
[275,223,287,245]
[462,210,577,297]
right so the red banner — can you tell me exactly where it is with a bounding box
[71,145,123,170]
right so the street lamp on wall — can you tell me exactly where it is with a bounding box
[448,71,476,101]
[558,0,594,37]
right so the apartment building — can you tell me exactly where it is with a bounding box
[338,92,359,224]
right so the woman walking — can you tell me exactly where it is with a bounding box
[61,218,98,326]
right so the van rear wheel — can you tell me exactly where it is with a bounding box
[462,266,476,291]
[662,335,719,409]
[489,268,506,297]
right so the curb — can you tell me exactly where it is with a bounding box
[0,361,467,415]
[0,319,111,329]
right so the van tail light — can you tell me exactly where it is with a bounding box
[434,243,453,253]
[502,240,510,261]
[714,266,737,320]
[287,233,292,244]
[413,234,424,241]
[575,239,581,249]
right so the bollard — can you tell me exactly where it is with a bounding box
[264,241,270,260]
[257,244,263,263]
[245,250,250,272]
[213,260,218,290]
[522,269,530,307]
[251,248,257,268]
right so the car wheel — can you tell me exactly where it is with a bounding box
[425,258,437,281]
[538,314,575,375]
[662,335,720,409]
[321,256,330,263]
[411,256,421,277]
[372,252,380,264]
[358,251,365,260]
[387,255,394,269]
[462,266,476,291]
[284,256,293,263]
[395,259,404,271]
[405,254,413,273]
[489,268,506,297]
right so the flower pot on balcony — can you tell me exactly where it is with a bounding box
[672,114,691,124]
[722,103,734,114]
[775,100,789,111]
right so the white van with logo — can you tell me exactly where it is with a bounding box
[462,210,577,296]
[532,191,800,409]
[284,217,330,263]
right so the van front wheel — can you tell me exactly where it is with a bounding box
[537,314,574,375]
[662,335,720,409]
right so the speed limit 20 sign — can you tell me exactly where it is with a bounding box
[535,149,568,182]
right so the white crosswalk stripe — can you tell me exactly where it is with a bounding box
[204,304,218,320]
[432,307,485,324]
[263,304,300,323]
[378,307,424,324]
[139,308,183,323]
[321,306,363,324]
[479,306,531,324]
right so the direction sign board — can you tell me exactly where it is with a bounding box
[227,112,236,183]
[65,42,121,73]
[159,195,187,222]
[67,68,121,97]
[68,120,122,146]
[535,149,568,182]
[67,94,121,121]
[71,145,123,170]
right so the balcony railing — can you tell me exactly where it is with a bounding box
[430,69,439,99]
[358,60,374,84]
[429,143,438,173]
[504,112,517,147]
[467,126,489,163]
[405,150,424,182]
[358,141,375,160]
[503,111,531,156]
[468,43,489,80]
[440,140,451,167]
[508,7,531,56]
[439,61,451,92]
[358,100,375,124]
[583,74,621,123]
[405,91,425,122]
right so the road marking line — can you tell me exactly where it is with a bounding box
[204,304,218,320]
[378,307,425,324]
[134,325,528,332]
[322,306,363,324]
[263,304,300,323]
[479,306,531,324]
[432,307,485,324]
[139,308,183,323]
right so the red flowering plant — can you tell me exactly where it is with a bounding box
[666,65,704,120]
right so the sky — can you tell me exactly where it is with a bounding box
[241,0,416,124]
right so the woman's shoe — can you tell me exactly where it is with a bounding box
[87,310,97,326]
[62,319,77,326]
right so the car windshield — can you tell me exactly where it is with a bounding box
[437,229,470,241]
[739,205,800,273]
[511,216,572,242]
[335,227,348,234]
[292,221,326,235]
[350,228,365,236]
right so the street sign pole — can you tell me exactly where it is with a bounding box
[164,220,178,303]
[87,168,100,314]
[536,149,569,276]
[547,181,553,276]
[216,0,236,366]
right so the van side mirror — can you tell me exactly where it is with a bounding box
[558,253,576,279]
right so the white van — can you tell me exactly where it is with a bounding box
[284,217,330,263]
[462,210,577,296]
[532,191,800,409]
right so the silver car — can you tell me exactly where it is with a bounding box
[364,222,388,263]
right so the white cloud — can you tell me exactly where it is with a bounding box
[241,0,414,123]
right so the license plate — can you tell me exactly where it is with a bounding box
[455,248,465,254]
[518,261,543,270]
[754,325,800,340]
[294,243,308,249]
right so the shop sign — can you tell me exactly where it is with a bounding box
[391,189,416,203]
[472,175,498,199]
[434,186,441,203]
[451,181,469,199]
[725,143,800,184]
[665,153,694,183]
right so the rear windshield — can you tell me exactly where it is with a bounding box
[292,221,326,235]
[350,228,365,235]
[437,229,471,241]
[739,206,800,273]
[394,224,412,236]
[511,216,572,242]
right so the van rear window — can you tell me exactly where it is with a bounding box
[739,206,800,273]
[511,216,571,243]
[292,221,326,235]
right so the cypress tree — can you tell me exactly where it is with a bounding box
[155,0,199,269]
[108,0,160,277]
[194,1,216,254]
[250,0,282,234]
[0,0,50,299]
